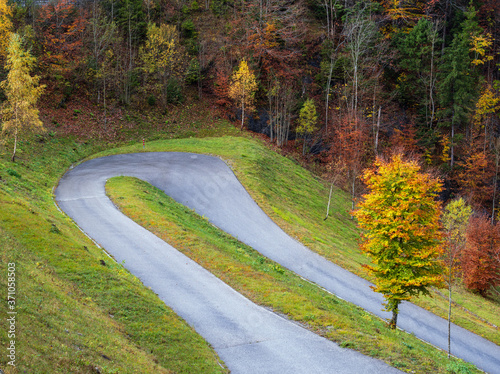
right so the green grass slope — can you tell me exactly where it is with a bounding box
[107,175,476,373]
[0,135,227,373]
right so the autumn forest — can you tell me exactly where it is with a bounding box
[1,0,500,300]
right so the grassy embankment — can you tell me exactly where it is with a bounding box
[102,136,498,373]
[0,101,236,373]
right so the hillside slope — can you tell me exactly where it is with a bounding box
[0,136,227,373]
[1,127,498,373]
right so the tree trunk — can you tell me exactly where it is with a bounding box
[448,276,452,358]
[450,113,455,168]
[429,24,437,128]
[492,144,499,224]
[104,74,107,131]
[390,309,398,329]
[240,99,245,130]
[325,54,334,136]
[375,106,381,154]
[324,180,334,220]
[11,127,18,163]
[268,90,274,143]
[350,175,356,219]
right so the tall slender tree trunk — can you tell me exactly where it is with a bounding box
[103,74,107,131]
[241,98,245,130]
[325,54,334,136]
[268,88,274,143]
[441,0,450,56]
[353,61,358,119]
[375,106,381,154]
[350,175,356,219]
[11,127,18,162]
[492,143,499,223]
[429,25,437,128]
[325,180,335,220]
[448,272,452,358]
[450,112,455,168]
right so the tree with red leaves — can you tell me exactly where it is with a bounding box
[463,215,500,295]
[336,115,370,212]
[213,69,232,108]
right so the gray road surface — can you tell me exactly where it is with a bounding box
[55,152,500,373]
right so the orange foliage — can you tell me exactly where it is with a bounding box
[336,116,370,179]
[37,0,88,78]
[389,124,421,156]
[213,69,232,108]
[457,151,494,208]
[463,216,500,294]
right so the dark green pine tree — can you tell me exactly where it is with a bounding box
[438,7,483,168]
[397,18,440,144]
[115,0,147,45]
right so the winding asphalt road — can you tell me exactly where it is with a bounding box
[55,152,500,373]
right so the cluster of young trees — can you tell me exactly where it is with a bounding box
[0,0,195,110]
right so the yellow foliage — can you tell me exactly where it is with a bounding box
[296,99,318,135]
[229,60,258,101]
[473,85,500,125]
[440,135,451,165]
[140,23,186,79]
[354,154,444,321]
[382,0,426,22]
[229,60,258,128]
[0,0,13,62]
[0,33,45,160]
[140,23,187,106]
[470,33,494,66]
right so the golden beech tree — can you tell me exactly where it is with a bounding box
[354,154,444,329]
[229,60,258,130]
[0,33,45,162]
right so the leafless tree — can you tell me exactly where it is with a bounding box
[342,1,377,121]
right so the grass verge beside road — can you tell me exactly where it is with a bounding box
[0,134,228,373]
